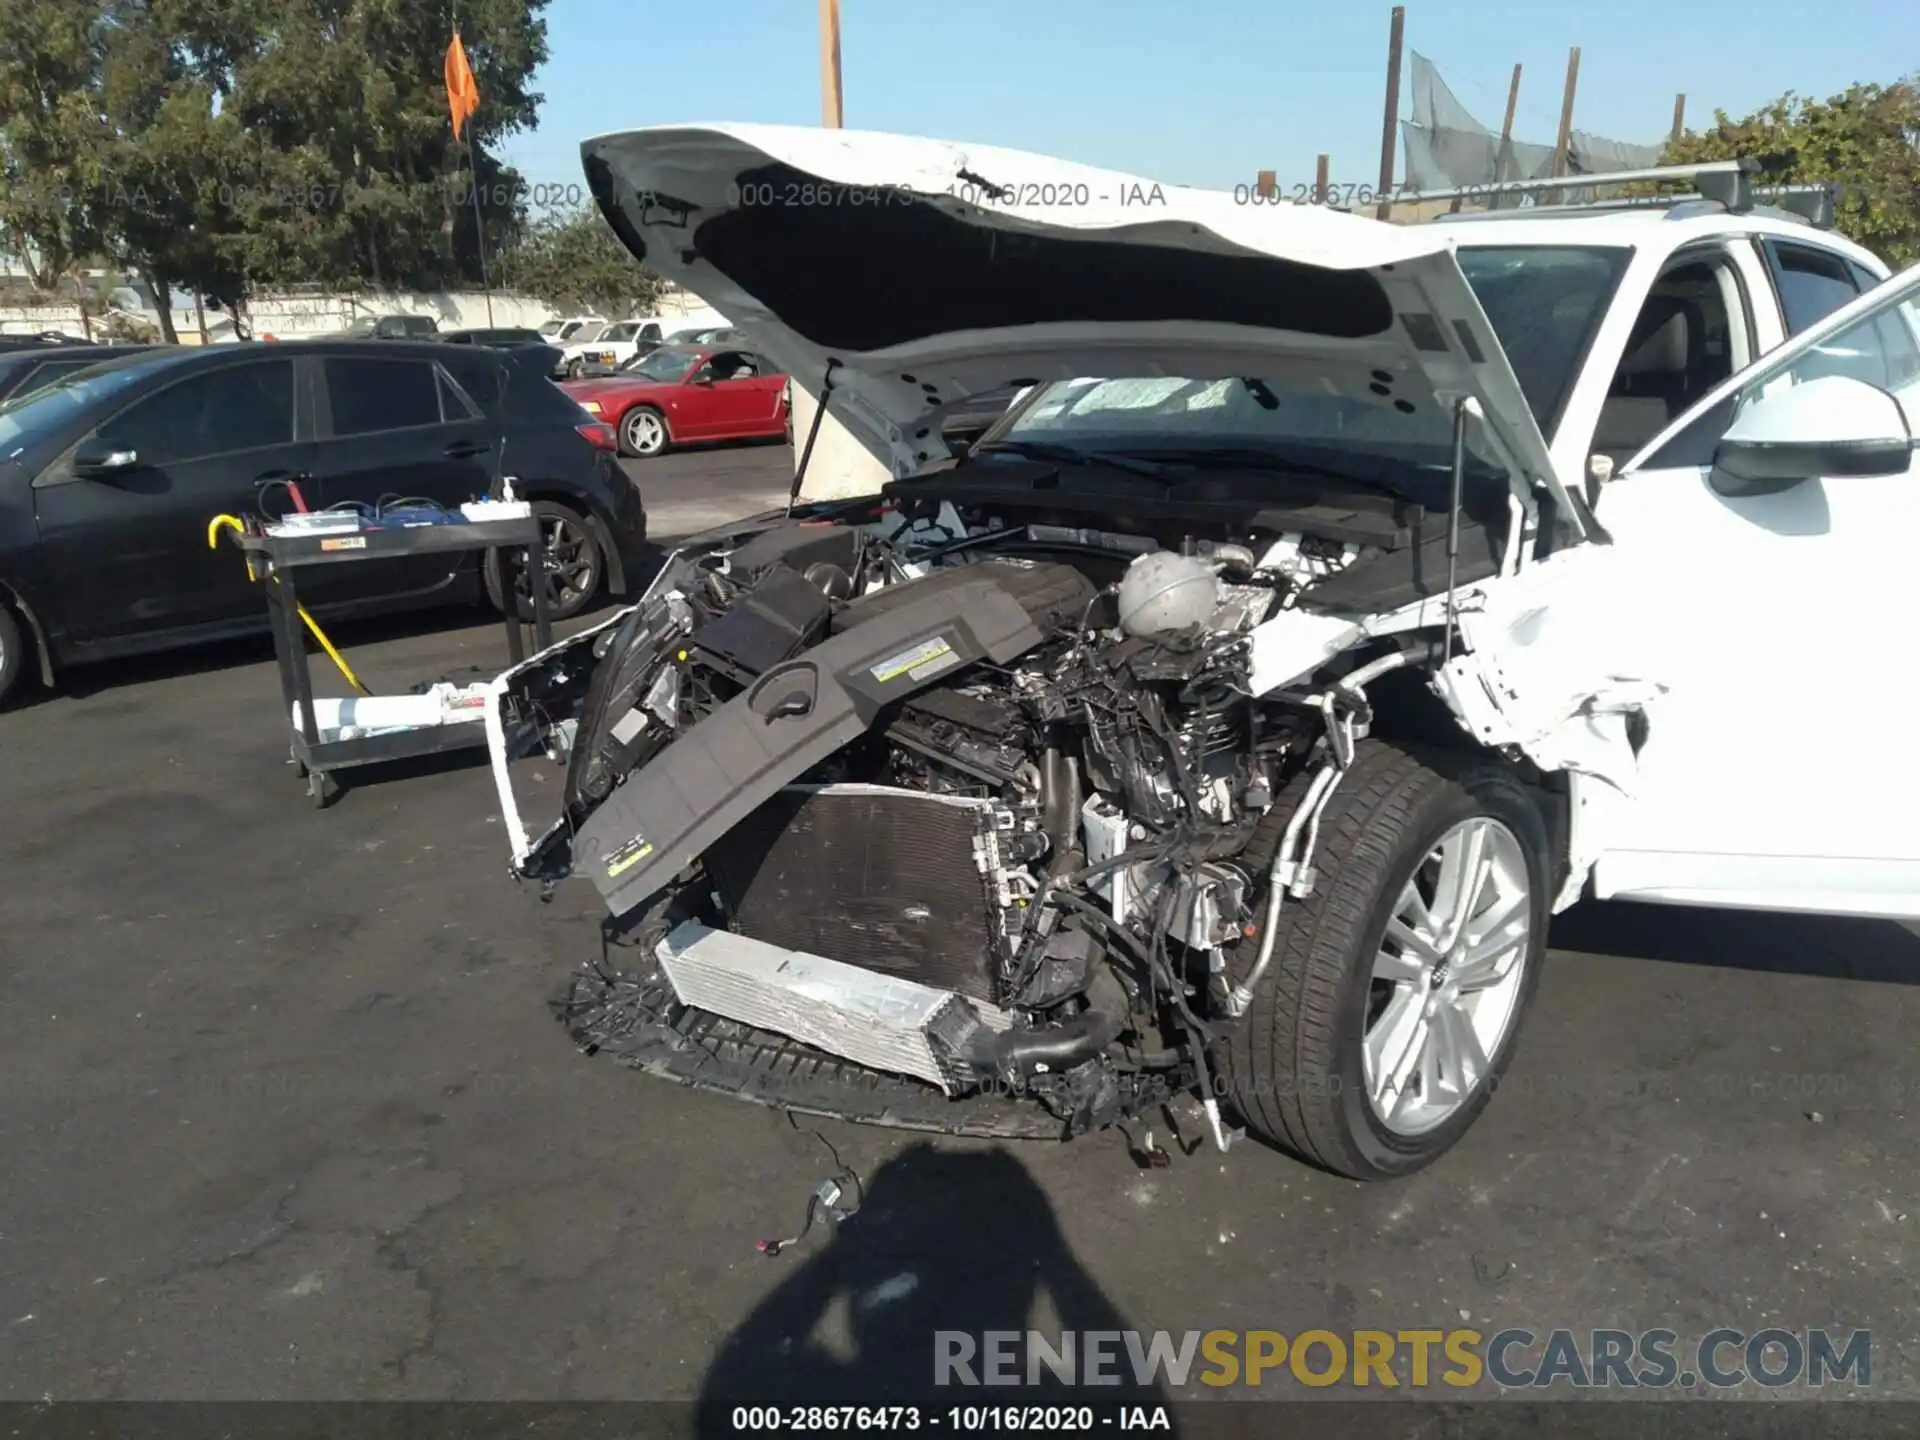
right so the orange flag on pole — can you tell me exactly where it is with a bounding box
[445,31,481,140]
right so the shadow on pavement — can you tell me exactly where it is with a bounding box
[1551,900,1920,986]
[696,1143,1172,1425]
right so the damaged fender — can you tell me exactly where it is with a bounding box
[1424,544,1667,911]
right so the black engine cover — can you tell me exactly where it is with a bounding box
[573,557,1096,915]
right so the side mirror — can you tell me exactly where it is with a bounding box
[73,447,138,476]
[689,372,714,387]
[1711,374,1913,497]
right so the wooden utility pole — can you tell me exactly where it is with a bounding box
[1551,45,1580,180]
[1374,5,1405,219]
[1500,64,1523,150]
[1473,62,1522,212]
[195,292,209,346]
[819,0,844,127]
[1256,169,1277,200]
[1670,93,1687,143]
[1315,154,1330,205]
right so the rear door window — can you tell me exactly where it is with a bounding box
[437,366,481,420]
[1767,242,1864,335]
[439,353,503,413]
[323,357,445,436]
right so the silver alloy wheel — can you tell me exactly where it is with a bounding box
[1362,815,1532,1137]
[623,408,665,456]
[517,512,599,616]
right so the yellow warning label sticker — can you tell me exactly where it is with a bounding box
[870,635,955,683]
[605,837,655,878]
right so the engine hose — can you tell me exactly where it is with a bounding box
[991,967,1128,1079]
[1040,746,1083,881]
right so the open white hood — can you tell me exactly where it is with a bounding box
[580,122,1580,530]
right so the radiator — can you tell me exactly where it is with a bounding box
[702,783,1009,1004]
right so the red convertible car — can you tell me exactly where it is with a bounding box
[560,343,789,458]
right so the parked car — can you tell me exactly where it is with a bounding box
[538,315,606,348]
[560,343,789,457]
[441,327,548,349]
[328,314,442,340]
[490,122,1912,1185]
[565,318,668,377]
[0,332,88,352]
[665,324,744,346]
[553,322,617,379]
[0,345,155,406]
[0,341,647,706]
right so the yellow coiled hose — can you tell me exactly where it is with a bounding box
[206,514,371,697]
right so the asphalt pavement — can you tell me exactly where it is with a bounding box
[3,440,1919,1407]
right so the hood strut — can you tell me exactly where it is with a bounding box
[786,359,842,516]
[1443,395,1469,660]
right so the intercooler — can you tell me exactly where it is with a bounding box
[654,921,1013,1093]
[700,784,1010,1005]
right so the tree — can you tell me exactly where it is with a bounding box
[500,205,665,317]
[0,0,111,290]
[1663,77,1920,267]
[91,0,254,341]
[1,0,552,323]
[220,0,549,291]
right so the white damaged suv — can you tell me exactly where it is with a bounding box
[486,124,1914,1179]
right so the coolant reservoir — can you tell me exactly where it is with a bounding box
[1116,552,1219,637]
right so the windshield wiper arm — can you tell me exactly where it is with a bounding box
[969,439,1174,479]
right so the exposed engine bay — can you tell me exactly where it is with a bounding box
[490,484,1470,1145]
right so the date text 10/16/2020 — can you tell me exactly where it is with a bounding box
[720,179,1419,210]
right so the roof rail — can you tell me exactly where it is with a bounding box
[1398,158,1765,211]
[1405,162,1838,230]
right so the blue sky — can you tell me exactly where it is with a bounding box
[497,0,1906,204]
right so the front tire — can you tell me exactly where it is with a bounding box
[0,604,24,708]
[619,406,668,458]
[484,500,605,622]
[1217,741,1549,1181]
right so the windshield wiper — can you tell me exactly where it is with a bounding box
[969,439,1175,479]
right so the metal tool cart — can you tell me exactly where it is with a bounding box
[234,515,553,807]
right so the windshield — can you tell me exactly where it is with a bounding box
[1455,244,1630,435]
[977,245,1628,485]
[618,346,701,381]
[343,318,377,336]
[0,356,161,454]
[988,375,1498,479]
